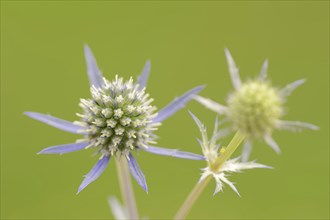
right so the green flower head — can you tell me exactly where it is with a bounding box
[194,49,318,161]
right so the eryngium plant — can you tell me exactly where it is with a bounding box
[25,45,205,193]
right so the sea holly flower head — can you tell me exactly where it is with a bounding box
[227,80,283,138]
[76,75,159,156]
[189,112,272,196]
[25,45,205,193]
[194,48,318,161]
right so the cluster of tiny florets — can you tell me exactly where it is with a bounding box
[227,80,283,137]
[76,76,159,156]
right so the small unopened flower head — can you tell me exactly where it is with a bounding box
[78,76,158,156]
[189,112,272,196]
[227,80,283,138]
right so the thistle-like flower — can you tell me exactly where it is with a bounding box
[194,49,318,161]
[189,112,271,196]
[25,45,205,193]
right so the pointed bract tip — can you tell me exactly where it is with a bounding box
[297,78,307,85]
[191,85,206,93]
[83,43,91,51]
[140,177,148,193]
[311,125,320,130]
[37,149,47,155]
[36,149,62,155]
[77,183,87,195]
[76,188,82,195]
[187,110,194,116]
[292,78,307,87]
[84,44,95,59]
[190,86,206,98]
[188,110,200,122]
[197,84,206,90]
[24,111,34,117]
[188,110,198,122]
[251,162,274,170]
[261,59,269,74]
[224,48,233,57]
[264,165,274,169]
[145,59,151,70]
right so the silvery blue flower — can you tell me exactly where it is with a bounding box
[25,45,205,193]
[194,49,318,161]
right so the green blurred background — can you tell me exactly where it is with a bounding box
[1,1,329,219]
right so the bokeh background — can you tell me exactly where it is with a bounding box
[1,1,329,219]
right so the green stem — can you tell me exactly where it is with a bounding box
[174,130,245,220]
[211,130,246,171]
[174,175,212,220]
[115,157,139,219]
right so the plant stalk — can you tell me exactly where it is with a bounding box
[174,175,212,220]
[211,130,246,171]
[115,157,139,219]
